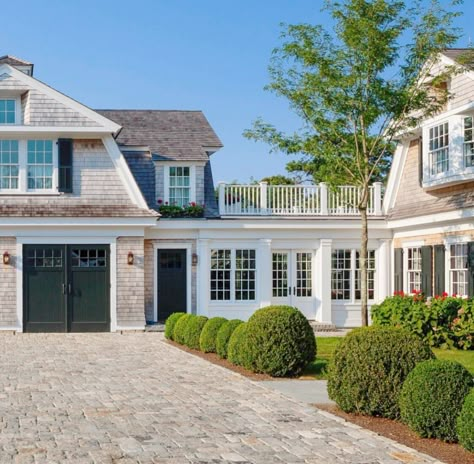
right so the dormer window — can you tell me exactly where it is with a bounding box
[0,99,16,124]
[464,116,474,167]
[163,164,196,206]
[429,122,449,175]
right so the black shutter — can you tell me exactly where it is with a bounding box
[394,248,403,292]
[467,242,474,297]
[434,245,445,296]
[421,245,433,297]
[58,139,73,193]
[418,136,424,187]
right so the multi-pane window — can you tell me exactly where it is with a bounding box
[429,122,449,175]
[331,249,352,300]
[464,117,474,167]
[296,252,312,297]
[450,243,468,296]
[0,100,15,124]
[71,249,107,268]
[272,253,288,298]
[27,140,53,189]
[235,249,256,300]
[407,247,422,293]
[169,166,190,206]
[0,140,19,189]
[355,250,376,300]
[210,249,256,301]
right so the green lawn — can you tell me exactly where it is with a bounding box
[302,336,474,379]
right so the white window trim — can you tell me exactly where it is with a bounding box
[445,242,469,298]
[208,247,257,305]
[163,164,196,205]
[403,246,422,294]
[0,96,21,125]
[0,138,59,194]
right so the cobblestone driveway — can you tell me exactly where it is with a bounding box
[0,333,441,464]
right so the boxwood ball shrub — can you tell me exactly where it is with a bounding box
[200,317,227,353]
[457,389,474,452]
[216,319,243,359]
[327,327,433,419]
[164,312,186,340]
[183,315,208,350]
[400,359,473,442]
[245,306,316,377]
[173,313,194,345]
[227,322,249,366]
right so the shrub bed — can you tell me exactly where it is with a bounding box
[200,317,227,353]
[457,389,474,452]
[173,313,194,345]
[371,293,474,350]
[164,312,186,340]
[399,359,473,441]
[245,306,316,377]
[227,323,249,366]
[216,319,243,359]
[183,315,208,350]
[327,327,433,419]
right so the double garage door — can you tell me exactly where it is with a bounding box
[23,245,110,332]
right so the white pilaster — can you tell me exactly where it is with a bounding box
[197,239,210,316]
[377,239,391,303]
[319,239,332,323]
[259,239,272,307]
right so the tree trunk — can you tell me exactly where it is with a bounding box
[360,194,369,327]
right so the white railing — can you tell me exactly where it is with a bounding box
[218,182,383,217]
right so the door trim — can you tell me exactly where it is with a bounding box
[16,237,117,333]
[153,242,192,322]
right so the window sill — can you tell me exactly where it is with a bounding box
[423,170,474,190]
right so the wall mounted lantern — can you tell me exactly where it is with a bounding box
[192,253,198,265]
[127,251,134,265]
[3,251,10,265]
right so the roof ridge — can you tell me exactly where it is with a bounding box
[95,109,203,113]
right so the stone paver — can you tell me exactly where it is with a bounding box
[0,333,442,464]
[261,380,335,405]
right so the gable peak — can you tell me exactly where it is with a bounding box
[0,55,34,76]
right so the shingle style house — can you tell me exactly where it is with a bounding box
[0,51,472,333]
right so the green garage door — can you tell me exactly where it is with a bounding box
[23,245,110,332]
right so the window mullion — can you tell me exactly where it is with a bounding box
[19,140,27,192]
[231,249,236,302]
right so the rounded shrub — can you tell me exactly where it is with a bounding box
[216,319,243,359]
[164,312,186,340]
[183,315,208,350]
[245,306,316,377]
[400,359,473,442]
[200,317,227,353]
[457,389,474,452]
[173,313,193,345]
[227,322,249,366]
[327,327,433,419]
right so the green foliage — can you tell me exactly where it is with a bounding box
[372,294,474,350]
[157,202,205,218]
[245,306,316,377]
[327,327,433,419]
[260,174,296,185]
[400,359,473,442]
[164,312,186,340]
[183,315,208,350]
[199,317,227,353]
[227,323,250,366]
[216,319,243,359]
[457,389,474,452]
[173,314,194,345]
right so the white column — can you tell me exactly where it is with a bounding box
[374,182,383,216]
[318,239,333,323]
[218,182,226,216]
[320,183,328,215]
[377,239,391,304]
[259,239,272,307]
[197,239,210,316]
[259,182,268,214]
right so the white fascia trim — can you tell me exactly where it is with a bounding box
[102,135,149,209]
[383,143,408,212]
[0,126,114,135]
[0,64,121,133]
[388,207,474,230]
[0,217,156,227]
[157,160,206,167]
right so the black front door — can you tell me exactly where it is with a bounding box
[157,249,187,322]
[23,245,110,332]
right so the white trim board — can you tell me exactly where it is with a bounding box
[152,242,193,322]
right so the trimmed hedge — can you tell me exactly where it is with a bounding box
[227,323,249,366]
[245,306,316,377]
[400,359,473,442]
[327,327,433,419]
[200,317,227,353]
[183,315,208,350]
[173,314,194,345]
[164,312,186,340]
[216,319,243,359]
[457,389,474,452]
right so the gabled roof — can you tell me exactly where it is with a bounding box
[0,55,32,66]
[442,48,474,68]
[96,110,223,162]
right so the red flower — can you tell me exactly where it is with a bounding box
[190,202,196,207]
[157,198,163,204]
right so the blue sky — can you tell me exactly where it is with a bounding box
[1,0,473,183]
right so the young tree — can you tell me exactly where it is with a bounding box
[245,0,464,325]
